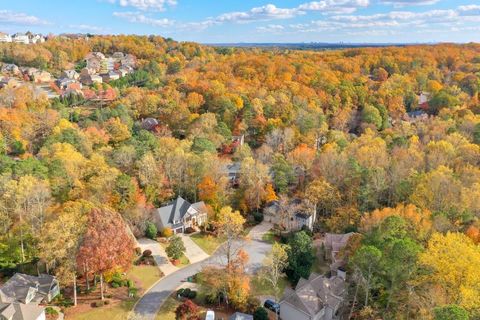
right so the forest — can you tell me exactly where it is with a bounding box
[0,35,480,319]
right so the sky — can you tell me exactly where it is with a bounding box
[1,0,480,43]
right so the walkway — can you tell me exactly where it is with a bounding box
[132,222,273,320]
[137,238,178,276]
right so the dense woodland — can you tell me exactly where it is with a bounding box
[0,36,480,319]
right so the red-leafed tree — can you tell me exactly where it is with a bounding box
[76,207,135,299]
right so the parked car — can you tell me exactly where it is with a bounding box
[263,299,280,314]
[205,310,215,320]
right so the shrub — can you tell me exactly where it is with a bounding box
[187,290,197,299]
[92,301,105,308]
[245,296,261,313]
[142,249,152,257]
[253,307,269,320]
[145,222,157,239]
[253,211,264,223]
[162,227,173,238]
[128,287,138,298]
[185,227,195,234]
[175,299,199,319]
[135,247,142,256]
[104,300,110,305]
[434,305,469,320]
[177,288,185,297]
[205,292,218,305]
[45,307,58,316]
[126,279,134,288]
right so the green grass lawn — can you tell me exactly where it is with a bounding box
[261,229,275,243]
[250,274,289,298]
[190,233,224,255]
[70,265,162,320]
[155,294,181,320]
[70,299,137,320]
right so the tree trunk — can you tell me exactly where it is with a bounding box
[100,274,104,301]
[84,264,90,291]
[73,274,77,306]
[349,281,360,319]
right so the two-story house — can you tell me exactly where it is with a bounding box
[155,196,208,234]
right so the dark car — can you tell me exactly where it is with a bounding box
[263,299,280,314]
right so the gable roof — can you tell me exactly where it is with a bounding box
[157,196,207,227]
[0,273,57,304]
[281,273,345,317]
[0,302,45,320]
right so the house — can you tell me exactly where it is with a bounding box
[294,212,313,231]
[56,78,79,90]
[0,78,20,89]
[60,70,79,80]
[418,91,430,110]
[324,233,355,272]
[12,33,29,44]
[80,69,103,85]
[229,312,253,320]
[0,302,45,320]
[141,118,159,131]
[29,34,45,44]
[279,273,346,320]
[121,54,137,68]
[101,71,120,82]
[232,135,245,147]
[0,273,60,304]
[1,64,20,76]
[224,162,241,186]
[0,32,12,43]
[264,199,314,231]
[155,196,208,234]
[30,71,52,83]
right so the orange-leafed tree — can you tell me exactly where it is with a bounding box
[76,207,135,300]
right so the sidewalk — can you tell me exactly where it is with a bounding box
[137,238,178,276]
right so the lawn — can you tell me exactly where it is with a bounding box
[261,229,275,243]
[250,274,289,298]
[311,245,330,275]
[155,294,181,320]
[190,233,224,255]
[69,265,162,320]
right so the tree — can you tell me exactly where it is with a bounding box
[145,222,157,240]
[434,305,469,320]
[285,231,315,284]
[175,299,199,320]
[216,206,246,266]
[260,243,288,302]
[76,207,135,300]
[419,232,480,312]
[351,245,382,307]
[166,235,186,260]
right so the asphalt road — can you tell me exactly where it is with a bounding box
[132,222,273,320]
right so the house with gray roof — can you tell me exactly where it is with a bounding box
[0,302,45,320]
[324,233,356,272]
[279,273,346,320]
[229,312,253,320]
[155,196,208,234]
[0,274,59,305]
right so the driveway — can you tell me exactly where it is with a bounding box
[178,234,209,264]
[137,238,178,276]
[132,222,273,320]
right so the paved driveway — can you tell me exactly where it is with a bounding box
[178,234,210,264]
[132,222,273,320]
[137,238,178,276]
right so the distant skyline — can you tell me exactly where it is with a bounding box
[2,0,480,43]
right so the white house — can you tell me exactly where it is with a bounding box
[0,32,12,43]
[12,33,29,44]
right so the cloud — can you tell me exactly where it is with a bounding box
[298,0,370,14]
[113,11,174,26]
[379,0,440,7]
[216,4,300,23]
[0,10,49,25]
[68,24,107,33]
[256,24,285,33]
[107,0,176,11]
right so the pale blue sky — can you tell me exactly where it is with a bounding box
[1,0,480,43]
